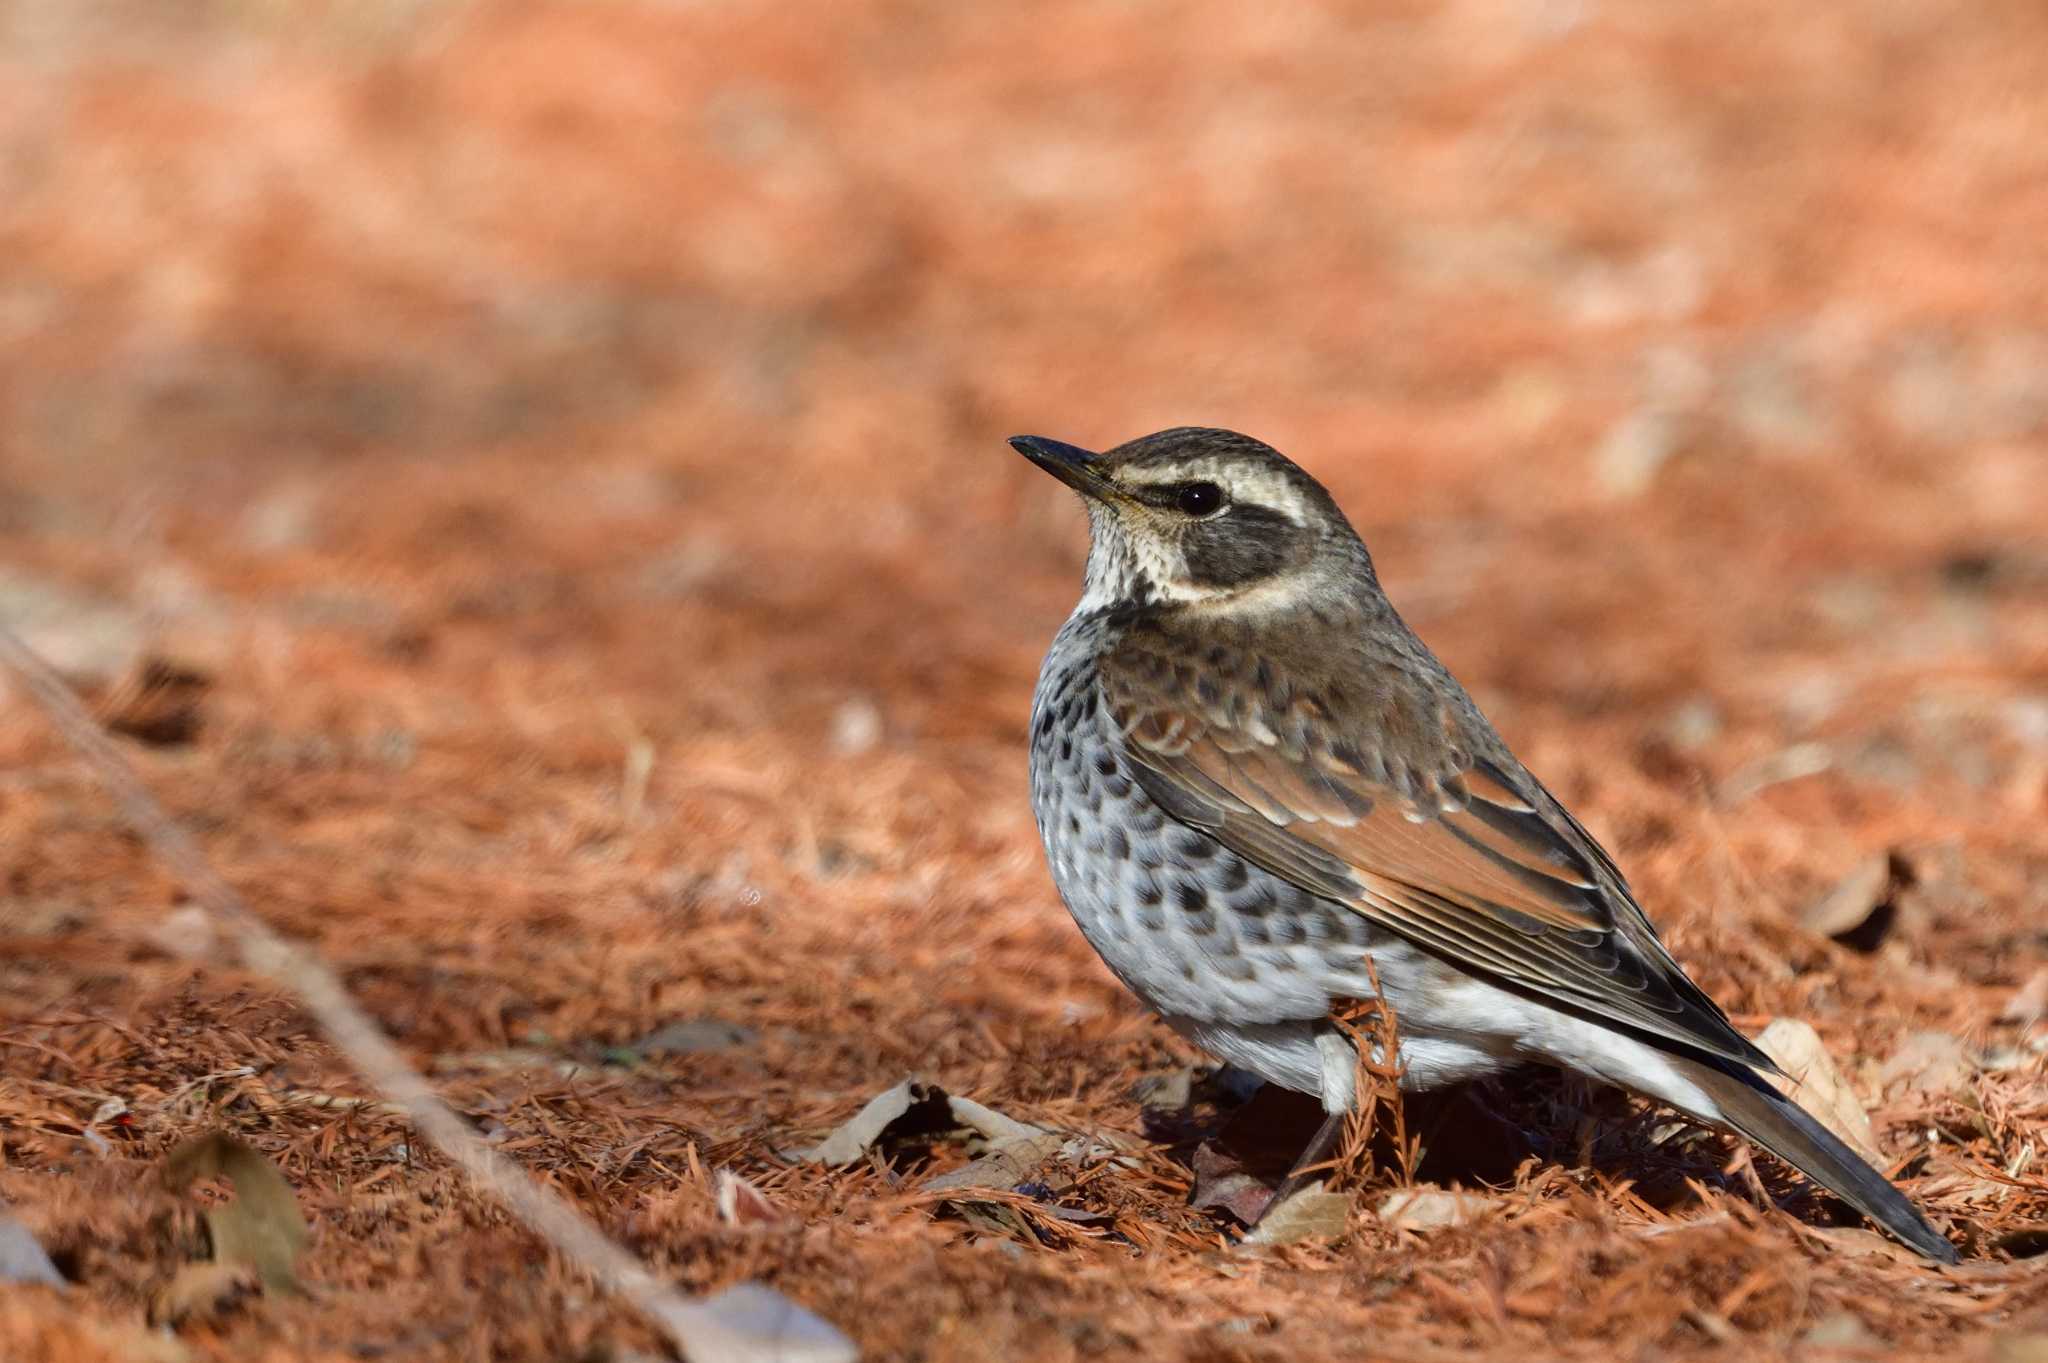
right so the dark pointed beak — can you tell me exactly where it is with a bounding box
[1009,435,1113,499]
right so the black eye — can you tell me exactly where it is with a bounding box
[1174,482,1225,517]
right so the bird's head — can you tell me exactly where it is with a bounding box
[1012,427,1371,613]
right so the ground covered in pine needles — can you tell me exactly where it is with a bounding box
[3,2,2048,1359]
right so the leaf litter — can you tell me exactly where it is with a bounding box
[5,4,2048,1358]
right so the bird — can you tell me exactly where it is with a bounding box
[1012,426,1956,1262]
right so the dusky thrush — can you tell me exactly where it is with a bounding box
[1015,426,1954,1262]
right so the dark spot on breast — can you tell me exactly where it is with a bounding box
[1094,751,1118,777]
[1135,874,1163,908]
[1175,881,1218,934]
[1103,774,1133,801]
[1172,830,1217,862]
[1218,858,1251,893]
[1104,826,1130,862]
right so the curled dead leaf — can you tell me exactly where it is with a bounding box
[793,1080,950,1166]
[793,1078,1048,1167]
[714,1170,790,1228]
[946,1095,1046,1145]
[1801,851,1908,952]
[161,1131,310,1296]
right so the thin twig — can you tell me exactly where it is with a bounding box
[0,623,723,1357]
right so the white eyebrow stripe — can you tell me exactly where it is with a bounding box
[1118,465,1205,487]
[1117,459,1311,526]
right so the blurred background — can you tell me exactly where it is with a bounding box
[3,2,2047,1358]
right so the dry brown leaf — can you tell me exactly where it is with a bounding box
[1878,1031,1974,1097]
[1188,1142,1276,1226]
[1755,1018,1885,1166]
[1801,852,1906,951]
[794,1078,1048,1167]
[161,1131,310,1296]
[1239,1187,1350,1246]
[922,1132,1066,1196]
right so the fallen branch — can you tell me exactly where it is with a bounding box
[0,623,721,1357]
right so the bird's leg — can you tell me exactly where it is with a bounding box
[1252,1022,1373,1225]
[1252,1109,1347,1226]
[1245,1023,1359,1227]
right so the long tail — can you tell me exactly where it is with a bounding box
[1674,1057,1957,1263]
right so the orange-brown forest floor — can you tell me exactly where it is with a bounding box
[4,3,2048,1360]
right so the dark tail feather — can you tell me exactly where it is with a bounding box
[1676,1058,1958,1263]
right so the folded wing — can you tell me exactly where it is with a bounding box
[1102,625,1775,1074]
